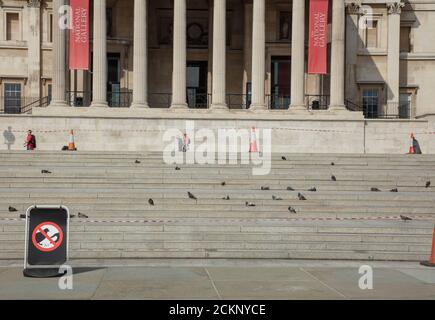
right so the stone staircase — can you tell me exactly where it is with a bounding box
[0,151,434,261]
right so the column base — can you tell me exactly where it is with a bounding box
[249,104,268,112]
[48,100,68,108]
[90,101,109,108]
[210,103,228,112]
[328,104,347,112]
[170,103,189,110]
[130,103,150,109]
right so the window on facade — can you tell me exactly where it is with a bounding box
[362,88,379,118]
[365,20,378,48]
[4,83,22,114]
[6,13,20,41]
[106,8,113,37]
[400,26,411,53]
[399,93,412,119]
[279,12,291,41]
[49,14,53,43]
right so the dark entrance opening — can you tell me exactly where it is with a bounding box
[187,61,208,109]
[271,56,290,109]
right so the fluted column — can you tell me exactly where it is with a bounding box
[386,2,404,111]
[250,0,266,111]
[211,0,227,110]
[290,0,306,110]
[345,2,362,104]
[329,0,346,111]
[131,0,150,108]
[49,0,68,107]
[90,0,108,108]
[171,0,188,109]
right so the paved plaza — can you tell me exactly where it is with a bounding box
[0,260,434,300]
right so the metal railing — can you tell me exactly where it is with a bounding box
[0,96,50,114]
[307,95,330,110]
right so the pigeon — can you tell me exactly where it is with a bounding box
[245,201,256,207]
[261,186,270,191]
[331,175,337,181]
[135,160,141,164]
[288,206,297,214]
[331,162,335,166]
[41,170,52,174]
[272,195,283,201]
[390,188,398,193]
[426,181,431,188]
[400,215,412,222]
[8,206,17,212]
[188,192,197,200]
[282,156,287,161]
[371,187,381,192]
[221,182,226,186]
[175,166,181,171]
[20,214,26,219]
[148,198,154,206]
[308,187,317,192]
[298,193,307,201]
[69,214,76,219]
[286,186,295,191]
[78,212,89,219]
[222,196,230,200]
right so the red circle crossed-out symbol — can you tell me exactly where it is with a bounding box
[31,222,63,252]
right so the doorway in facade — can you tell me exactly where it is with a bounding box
[271,56,290,109]
[187,61,208,108]
[107,53,123,107]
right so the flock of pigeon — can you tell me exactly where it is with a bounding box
[5,159,432,223]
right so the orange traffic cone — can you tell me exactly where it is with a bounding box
[249,127,258,153]
[408,133,415,154]
[421,225,435,267]
[68,130,77,151]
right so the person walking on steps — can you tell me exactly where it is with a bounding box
[24,130,36,151]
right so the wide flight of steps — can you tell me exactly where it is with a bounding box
[0,151,434,261]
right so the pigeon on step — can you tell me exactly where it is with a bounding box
[371,187,381,192]
[20,214,26,219]
[426,181,431,188]
[261,186,270,191]
[400,215,412,222]
[286,186,295,191]
[390,188,398,193]
[272,195,283,201]
[298,193,307,201]
[221,182,226,186]
[245,201,256,207]
[222,196,230,200]
[331,175,337,181]
[41,170,52,174]
[308,187,317,192]
[188,192,197,200]
[148,198,154,206]
[135,160,141,164]
[175,166,181,171]
[331,162,335,166]
[78,212,89,219]
[8,206,17,212]
[288,206,297,214]
[282,156,287,161]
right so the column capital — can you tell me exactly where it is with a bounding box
[387,2,405,15]
[345,1,362,15]
[27,0,41,8]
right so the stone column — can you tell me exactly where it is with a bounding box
[386,2,404,111]
[131,0,150,108]
[250,0,266,111]
[329,0,346,111]
[211,0,227,110]
[290,0,306,110]
[49,0,68,107]
[90,0,108,108]
[345,2,361,104]
[171,0,188,109]
[27,0,42,100]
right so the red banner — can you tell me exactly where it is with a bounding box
[308,0,329,74]
[69,0,89,70]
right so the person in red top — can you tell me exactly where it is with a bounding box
[24,130,36,150]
